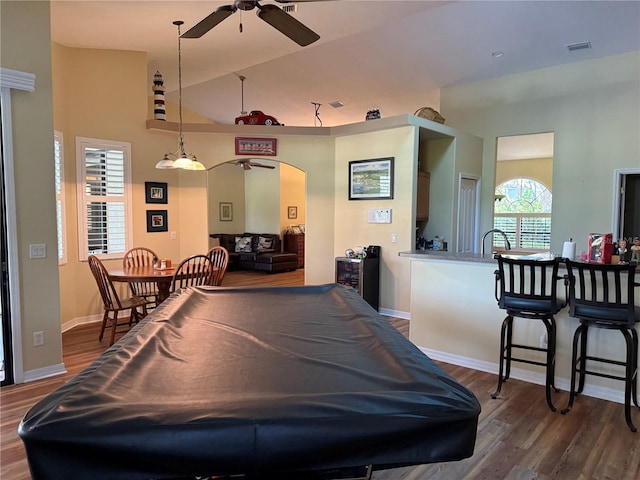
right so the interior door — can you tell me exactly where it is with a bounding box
[457,176,479,253]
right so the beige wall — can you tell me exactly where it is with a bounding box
[1,1,63,375]
[334,127,417,314]
[207,164,246,237]
[280,163,306,235]
[441,52,640,255]
[245,163,280,233]
[495,157,553,191]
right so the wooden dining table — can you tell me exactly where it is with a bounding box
[108,265,177,304]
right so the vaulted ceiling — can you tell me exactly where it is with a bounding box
[51,1,640,128]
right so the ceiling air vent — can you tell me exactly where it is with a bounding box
[281,4,298,13]
[329,101,344,108]
[566,41,591,52]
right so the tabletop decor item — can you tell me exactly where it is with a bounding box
[152,71,166,121]
[414,107,445,124]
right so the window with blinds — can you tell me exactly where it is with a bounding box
[54,131,67,265]
[494,178,552,251]
[76,137,132,261]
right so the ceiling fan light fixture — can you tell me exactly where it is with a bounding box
[156,21,205,171]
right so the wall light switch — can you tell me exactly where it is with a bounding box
[170,231,177,240]
[391,233,397,243]
[29,244,46,259]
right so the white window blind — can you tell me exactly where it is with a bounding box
[54,131,67,265]
[76,137,132,261]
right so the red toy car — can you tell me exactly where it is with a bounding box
[235,110,281,126]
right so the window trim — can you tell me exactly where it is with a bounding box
[54,130,67,265]
[75,136,133,262]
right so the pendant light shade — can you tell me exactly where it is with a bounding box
[155,20,205,171]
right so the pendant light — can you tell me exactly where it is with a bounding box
[156,20,205,171]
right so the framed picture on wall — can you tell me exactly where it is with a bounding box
[145,182,168,204]
[288,206,297,219]
[348,157,394,200]
[219,202,233,221]
[235,137,277,156]
[146,210,168,232]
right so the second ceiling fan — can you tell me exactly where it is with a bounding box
[231,159,276,170]
[181,0,323,46]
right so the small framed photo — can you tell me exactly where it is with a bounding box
[219,202,233,221]
[288,206,297,219]
[145,182,168,204]
[146,210,168,232]
[235,137,277,156]
[349,157,394,200]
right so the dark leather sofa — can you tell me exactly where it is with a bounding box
[209,233,298,273]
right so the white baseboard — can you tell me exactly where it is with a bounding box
[23,363,66,383]
[419,346,627,405]
[379,308,410,320]
[62,314,102,333]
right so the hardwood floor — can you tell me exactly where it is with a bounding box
[1,269,639,479]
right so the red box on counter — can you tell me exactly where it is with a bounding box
[588,233,613,264]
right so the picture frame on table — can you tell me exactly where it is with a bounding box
[235,137,277,156]
[288,206,297,219]
[348,157,394,200]
[146,210,168,232]
[219,202,233,221]
[145,182,168,204]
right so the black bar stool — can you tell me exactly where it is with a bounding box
[561,260,640,431]
[492,255,566,411]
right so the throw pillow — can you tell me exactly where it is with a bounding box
[235,236,252,253]
[258,236,273,250]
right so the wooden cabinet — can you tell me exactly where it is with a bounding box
[335,257,379,311]
[284,234,304,268]
[416,171,430,221]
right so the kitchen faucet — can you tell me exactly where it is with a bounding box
[481,229,511,256]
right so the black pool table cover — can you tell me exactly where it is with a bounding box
[19,284,480,480]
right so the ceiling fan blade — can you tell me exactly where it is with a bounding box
[181,5,236,39]
[257,4,320,46]
[252,163,276,169]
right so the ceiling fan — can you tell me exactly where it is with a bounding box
[181,0,322,46]
[231,159,277,170]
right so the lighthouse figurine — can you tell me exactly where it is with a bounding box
[153,71,166,121]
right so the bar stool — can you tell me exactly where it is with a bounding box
[561,260,640,431]
[492,255,565,411]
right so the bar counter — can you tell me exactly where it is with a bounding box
[400,250,637,406]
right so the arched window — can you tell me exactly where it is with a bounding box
[494,178,552,251]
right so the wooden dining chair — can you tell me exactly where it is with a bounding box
[171,254,214,292]
[206,246,230,286]
[123,247,159,308]
[88,255,148,346]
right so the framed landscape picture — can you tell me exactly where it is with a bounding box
[145,182,168,204]
[146,210,168,232]
[348,157,394,200]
